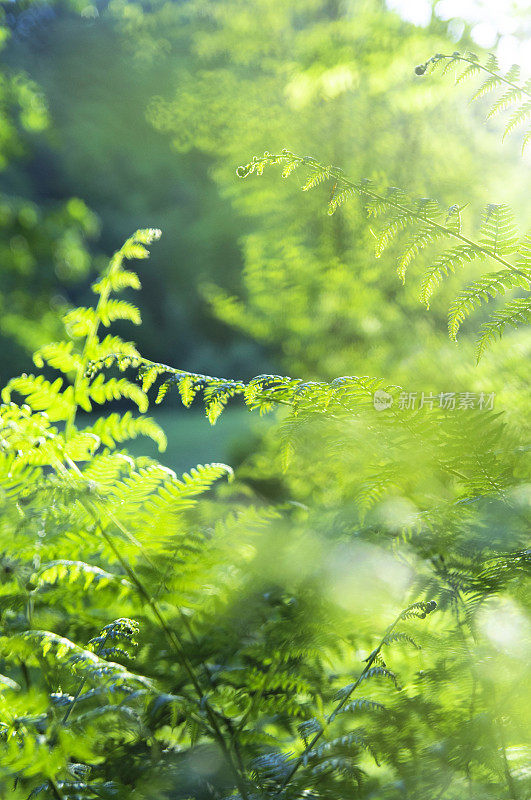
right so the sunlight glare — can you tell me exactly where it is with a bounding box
[387,0,531,73]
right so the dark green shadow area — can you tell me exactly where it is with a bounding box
[124,407,270,474]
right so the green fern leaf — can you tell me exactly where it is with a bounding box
[88,374,148,413]
[93,334,140,363]
[86,411,167,452]
[485,53,500,72]
[327,186,357,215]
[35,560,131,592]
[92,269,141,294]
[476,298,531,361]
[1,374,74,421]
[505,64,521,83]
[374,212,414,258]
[479,204,519,256]
[470,75,501,102]
[486,86,523,119]
[33,341,82,374]
[397,227,446,282]
[64,307,98,338]
[98,299,141,327]
[420,245,480,307]
[455,63,481,84]
[302,168,333,191]
[448,269,529,340]
[502,101,531,141]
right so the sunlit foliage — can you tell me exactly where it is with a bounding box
[0,3,529,799]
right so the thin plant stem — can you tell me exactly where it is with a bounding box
[275,602,429,795]
[83,504,251,800]
[62,630,110,725]
[436,54,531,99]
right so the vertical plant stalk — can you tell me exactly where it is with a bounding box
[62,629,110,725]
[30,429,251,799]
[153,546,251,787]
[84,504,252,800]
[65,251,122,440]
[275,602,434,796]
[498,720,519,800]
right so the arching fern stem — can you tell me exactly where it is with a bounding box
[421,53,531,99]
[239,153,529,285]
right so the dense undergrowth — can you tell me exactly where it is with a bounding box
[0,52,529,800]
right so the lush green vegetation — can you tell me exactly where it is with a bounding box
[0,1,529,799]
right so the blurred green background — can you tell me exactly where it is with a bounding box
[0,5,529,796]
[0,0,529,469]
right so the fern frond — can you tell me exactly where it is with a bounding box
[64,306,98,339]
[93,334,141,362]
[86,411,167,452]
[420,245,480,308]
[454,63,481,84]
[397,227,446,282]
[331,698,385,718]
[98,299,141,327]
[421,53,531,148]
[87,374,148,413]
[81,452,135,489]
[308,729,378,763]
[476,298,531,361]
[486,87,523,119]
[357,666,398,687]
[141,462,233,520]
[281,160,299,178]
[88,618,140,658]
[302,167,333,191]
[1,630,153,690]
[34,561,131,593]
[33,342,82,375]
[515,234,531,271]
[355,474,396,522]
[382,631,421,649]
[470,75,502,102]
[399,600,437,620]
[92,269,140,294]
[29,779,119,799]
[121,227,161,255]
[327,186,357,215]
[479,204,519,257]
[238,151,530,352]
[448,269,529,340]
[374,211,414,257]
[484,53,500,73]
[505,64,521,83]
[1,374,74,421]
[502,101,531,141]
[88,354,403,426]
